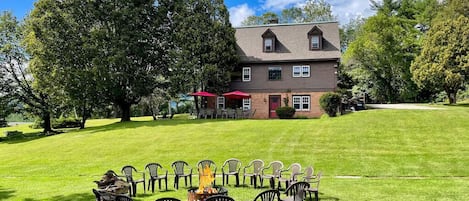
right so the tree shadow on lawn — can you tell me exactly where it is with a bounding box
[0,186,15,200]
[0,118,238,144]
[444,103,469,107]
[82,118,237,134]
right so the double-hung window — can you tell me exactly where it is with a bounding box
[293,95,310,111]
[311,35,320,49]
[242,67,251,82]
[264,38,273,52]
[243,98,251,110]
[217,96,225,109]
[268,67,282,80]
[292,65,310,77]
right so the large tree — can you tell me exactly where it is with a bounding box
[411,0,469,104]
[242,0,336,26]
[25,0,166,122]
[163,0,238,112]
[1,11,56,132]
[344,0,440,103]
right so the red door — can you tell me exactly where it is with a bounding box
[269,95,281,118]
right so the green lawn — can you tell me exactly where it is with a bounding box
[0,106,468,201]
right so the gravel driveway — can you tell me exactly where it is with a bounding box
[366,104,444,110]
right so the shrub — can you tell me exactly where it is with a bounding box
[320,92,342,117]
[30,117,82,129]
[276,106,296,119]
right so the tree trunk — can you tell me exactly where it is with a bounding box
[80,101,87,129]
[119,102,132,122]
[42,112,53,133]
[446,90,457,104]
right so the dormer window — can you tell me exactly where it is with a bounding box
[262,29,276,52]
[264,38,273,52]
[308,26,323,50]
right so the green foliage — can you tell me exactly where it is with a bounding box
[31,116,81,129]
[344,0,441,103]
[411,0,469,104]
[275,106,296,119]
[319,92,341,117]
[163,0,238,110]
[1,11,56,132]
[241,0,336,26]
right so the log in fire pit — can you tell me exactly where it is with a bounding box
[187,165,228,201]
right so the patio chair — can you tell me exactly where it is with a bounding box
[260,161,284,189]
[236,109,244,119]
[155,198,181,201]
[205,108,215,119]
[171,160,193,189]
[205,195,235,201]
[121,165,145,197]
[198,108,206,119]
[115,195,133,201]
[277,163,302,190]
[224,109,236,119]
[145,163,168,192]
[302,166,315,182]
[221,158,242,186]
[242,159,264,188]
[215,109,224,119]
[305,171,322,201]
[284,181,310,201]
[197,159,217,186]
[253,189,281,201]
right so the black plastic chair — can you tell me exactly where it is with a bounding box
[222,158,242,186]
[155,198,181,201]
[253,189,281,201]
[121,165,146,197]
[145,163,168,192]
[243,159,264,188]
[284,181,310,201]
[205,195,235,201]
[306,171,322,201]
[171,160,193,189]
[197,159,217,186]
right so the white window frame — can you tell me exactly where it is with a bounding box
[311,35,320,49]
[292,95,310,111]
[264,38,273,52]
[242,98,251,110]
[217,96,225,109]
[242,67,251,82]
[292,65,310,78]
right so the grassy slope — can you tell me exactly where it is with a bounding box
[0,106,468,201]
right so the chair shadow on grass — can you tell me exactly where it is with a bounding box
[0,186,15,200]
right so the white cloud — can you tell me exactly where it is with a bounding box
[329,0,378,25]
[262,0,305,11]
[229,4,256,27]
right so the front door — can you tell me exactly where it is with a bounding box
[269,95,281,118]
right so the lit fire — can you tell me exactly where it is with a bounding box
[196,164,217,194]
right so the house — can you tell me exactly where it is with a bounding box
[223,21,341,118]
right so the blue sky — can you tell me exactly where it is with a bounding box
[0,0,376,26]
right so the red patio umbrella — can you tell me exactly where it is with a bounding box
[190,91,216,97]
[223,90,251,99]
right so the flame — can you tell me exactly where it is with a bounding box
[196,164,217,194]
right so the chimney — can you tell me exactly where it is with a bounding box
[268,18,279,24]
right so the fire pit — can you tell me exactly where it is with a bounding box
[187,165,228,201]
[187,186,228,201]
